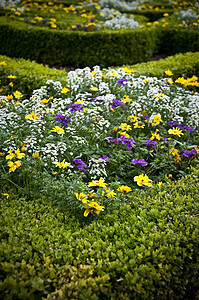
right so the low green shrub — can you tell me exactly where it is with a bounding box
[0,167,199,299]
[130,52,199,79]
[0,17,158,67]
[0,55,67,97]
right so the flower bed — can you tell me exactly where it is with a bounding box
[1,65,198,217]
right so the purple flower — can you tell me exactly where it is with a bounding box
[72,158,87,172]
[168,121,182,127]
[108,136,135,150]
[162,137,168,141]
[141,115,150,121]
[112,100,124,108]
[69,29,74,31]
[117,78,129,86]
[75,24,81,28]
[142,140,158,148]
[55,114,71,127]
[67,103,83,113]
[131,159,148,166]
[108,137,119,144]
[99,155,110,160]
[183,125,195,132]
[84,26,89,31]
[89,18,95,22]
[41,20,48,24]
[181,149,199,157]
[99,155,110,164]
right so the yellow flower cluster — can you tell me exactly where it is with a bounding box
[6,148,25,173]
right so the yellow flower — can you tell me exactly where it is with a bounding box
[61,87,70,93]
[119,131,130,138]
[117,185,132,194]
[90,86,99,91]
[122,95,132,103]
[106,189,116,198]
[113,127,118,131]
[134,121,145,129]
[1,193,9,199]
[119,123,132,131]
[6,149,15,160]
[168,79,173,84]
[6,95,13,101]
[15,148,25,159]
[7,160,21,173]
[152,115,162,125]
[9,82,13,87]
[110,71,118,77]
[33,152,39,159]
[75,192,88,203]
[168,127,184,137]
[25,111,40,120]
[163,13,169,17]
[51,126,65,135]
[84,201,104,217]
[165,70,173,76]
[123,67,135,73]
[0,61,7,66]
[174,154,181,163]
[134,174,152,187]
[150,132,161,140]
[169,148,179,156]
[7,75,17,79]
[52,159,69,168]
[0,152,5,156]
[13,90,22,98]
[83,107,90,113]
[51,23,57,28]
[88,177,107,187]
[129,115,138,123]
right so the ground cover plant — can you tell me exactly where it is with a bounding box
[0,168,199,299]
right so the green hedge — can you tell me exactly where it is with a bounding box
[157,27,199,56]
[130,52,199,79]
[0,16,157,68]
[0,16,199,68]
[0,55,67,97]
[0,168,199,299]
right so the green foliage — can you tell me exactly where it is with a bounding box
[0,168,199,299]
[0,55,67,97]
[130,52,199,79]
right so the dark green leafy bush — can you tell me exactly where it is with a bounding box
[0,167,199,299]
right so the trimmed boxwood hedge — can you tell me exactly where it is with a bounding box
[1,15,199,68]
[0,17,158,67]
[0,168,199,299]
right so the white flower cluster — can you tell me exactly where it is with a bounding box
[177,9,198,21]
[0,0,21,8]
[97,0,143,10]
[87,157,107,180]
[103,14,141,30]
